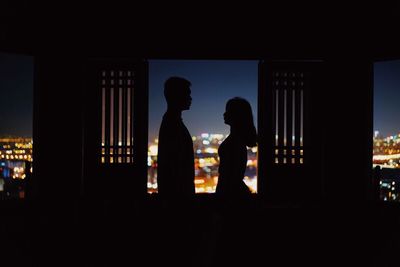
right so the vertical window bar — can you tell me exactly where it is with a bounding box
[122,81,127,163]
[272,84,278,163]
[101,71,107,163]
[118,86,123,163]
[105,80,110,164]
[300,89,304,164]
[101,86,106,163]
[300,89,304,147]
[295,87,301,164]
[130,78,134,162]
[113,77,119,163]
[275,89,279,147]
[101,86,106,147]
[127,87,131,147]
[110,86,114,163]
[292,90,296,147]
[287,88,293,164]
[278,86,285,164]
[109,74,114,160]
[127,86,131,163]
[284,89,287,148]
[120,70,125,163]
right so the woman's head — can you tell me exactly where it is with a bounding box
[224,97,257,147]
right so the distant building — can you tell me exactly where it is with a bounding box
[0,138,32,199]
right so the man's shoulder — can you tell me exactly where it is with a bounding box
[160,113,184,130]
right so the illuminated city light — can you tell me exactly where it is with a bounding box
[210,134,224,140]
[148,145,158,156]
[204,147,218,154]
[148,133,257,194]
[244,176,257,193]
[201,133,209,138]
[374,132,400,201]
[373,154,400,161]
[196,187,205,193]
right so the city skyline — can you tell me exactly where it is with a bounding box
[147,132,258,194]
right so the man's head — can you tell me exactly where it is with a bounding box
[164,76,192,110]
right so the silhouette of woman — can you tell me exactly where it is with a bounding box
[212,97,257,265]
[215,97,257,198]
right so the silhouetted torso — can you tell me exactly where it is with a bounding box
[216,134,250,196]
[157,111,195,196]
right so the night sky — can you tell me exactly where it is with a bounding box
[374,60,400,138]
[149,60,258,142]
[0,52,33,137]
[1,53,400,140]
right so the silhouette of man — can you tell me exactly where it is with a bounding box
[157,76,195,197]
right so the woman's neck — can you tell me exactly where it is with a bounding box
[166,107,182,117]
[229,127,241,138]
